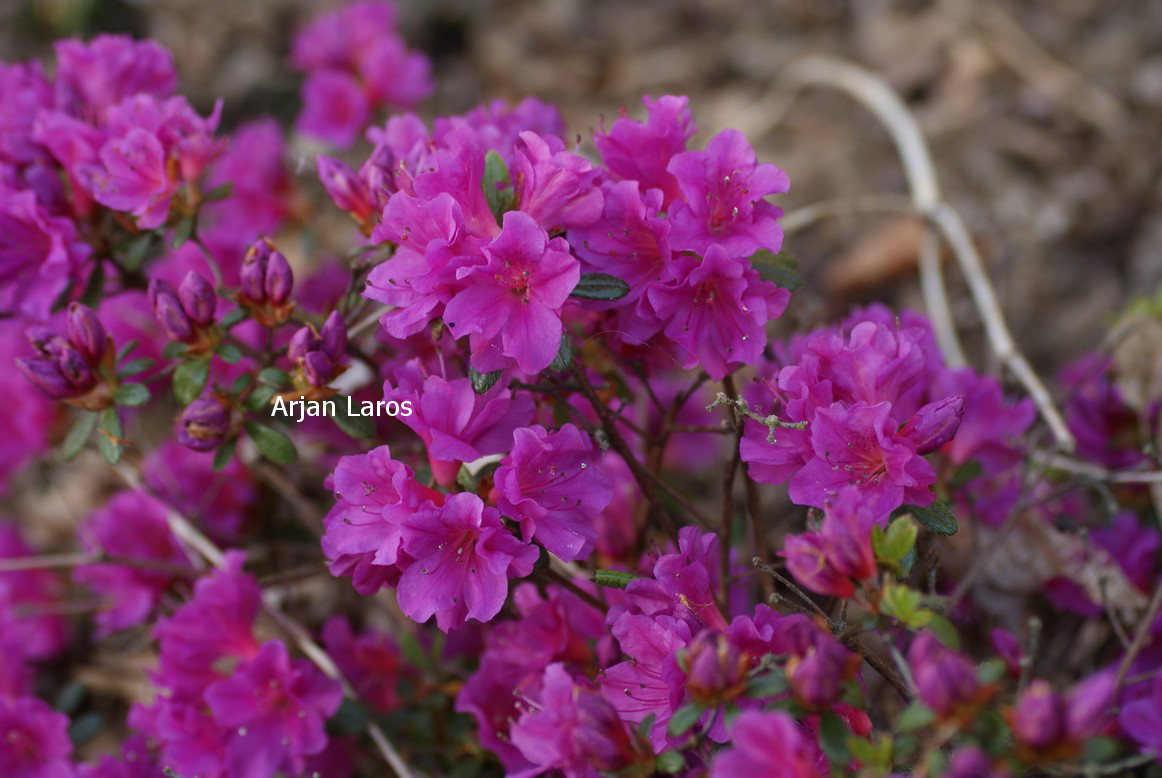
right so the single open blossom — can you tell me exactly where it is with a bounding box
[396,492,539,631]
[644,244,789,379]
[0,61,53,165]
[511,663,651,777]
[0,189,90,320]
[386,361,534,486]
[203,119,291,242]
[624,527,729,632]
[710,710,821,778]
[53,34,176,116]
[74,490,193,636]
[204,640,342,778]
[494,423,612,562]
[444,210,580,374]
[667,128,789,257]
[0,695,74,778]
[595,94,696,208]
[510,131,603,231]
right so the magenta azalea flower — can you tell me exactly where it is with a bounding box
[494,423,613,562]
[74,490,193,636]
[0,695,74,778]
[710,710,821,778]
[644,244,789,379]
[0,189,90,319]
[53,34,176,116]
[297,69,370,147]
[0,524,68,661]
[1119,674,1162,755]
[0,61,53,166]
[510,131,603,231]
[205,640,343,778]
[595,94,696,208]
[667,128,789,257]
[322,617,405,713]
[907,633,981,718]
[387,362,534,485]
[396,492,538,631]
[444,210,580,374]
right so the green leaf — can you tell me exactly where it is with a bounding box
[68,711,104,746]
[230,374,250,395]
[61,412,98,461]
[79,261,106,307]
[203,182,233,202]
[818,711,850,765]
[122,232,153,271]
[548,334,574,372]
[220,306,247,329]
[171,215,195,249]
[446,760,484,778]
[895,702,936,733]
[332,396,376,439]
[54,681,86,714]
[326,698,368,737]
[570,273,630,301]
[114,382,151,407]
[216,342,243,364]
[926,614,961,649]
[212,438,236,472]
[245,422,297,464]
[244,385,276,413]
[162,341,187,360]
[470,366,503,395]
[949,459,983,488]
[637,713,657,740]
[655,751,686,774]
[902,501,959,536]
[97,408,123,465]
[116,340,140,363]
[873,515,918,567]
[593,569,639,589]
[117,357,155,377]
[173,358,210,407]
[978,658,1007,685]
[898,544,917,577]
[258,367,291,388]
[750,249,801,290]
[397,631,429,671]
[666,703,703,737]
[744,670,788,698]
[482,150,515,222]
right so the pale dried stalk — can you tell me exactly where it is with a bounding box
[114,465,416,778]
[781,56,1075,452]
[1029,450,1162,484]
[784,56,966,368]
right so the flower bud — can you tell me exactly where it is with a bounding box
[66,303,106,362]
[287,326,319,364]
[787,634,855,707]
[16,357,74,399]
[684,631,749,706]
[319,311,347,361]
[150,280,195,343]
[782,533,853,598]
[178,271,216,327]
[241,239,272,301]
[571,690,646,772]
[947,747,1001,778]
[58,347,95,390]
[264,249,293,305]
[318,155,375,224]
[178,395,231,452]
[1011,681,1066,750]
[908,634,981,718]
[901,395,965,455]
[1065,672,1114,740]
[302,351,334,388]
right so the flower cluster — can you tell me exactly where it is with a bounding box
[1,3,1162,777]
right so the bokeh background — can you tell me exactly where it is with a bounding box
[5,0,1160,373]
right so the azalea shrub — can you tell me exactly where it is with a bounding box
[2,2,1162,777]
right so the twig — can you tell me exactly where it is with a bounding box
[1114,583,1162,693]
[784,56,966,368]
[1029,450,1162,484]
[718,376,744,607]
[706,393,806,443]
[542,567,605,612]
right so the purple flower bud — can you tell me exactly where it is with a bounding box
[264,250,293,305]
[908,634,980,718]
[178,395,231,452]
[302,351,334,388]
[26,326,59,353]
[787,634,854,707]
[287,326,319,363]
[1065,672,1114,741]
[58,347,95,390]
[571,691,642,771]
[150,280,195,343]
[66,303,106,362]
[178,271,216,327]
[684,631,749,706]
[241,239,272,301]
[782,533,853,598]
[318,155,375,223]
[946,747,998,778]
[16,357,74,399]
[901,395,965,455]
[319,311,347,362]
[1012,680,1066,750]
